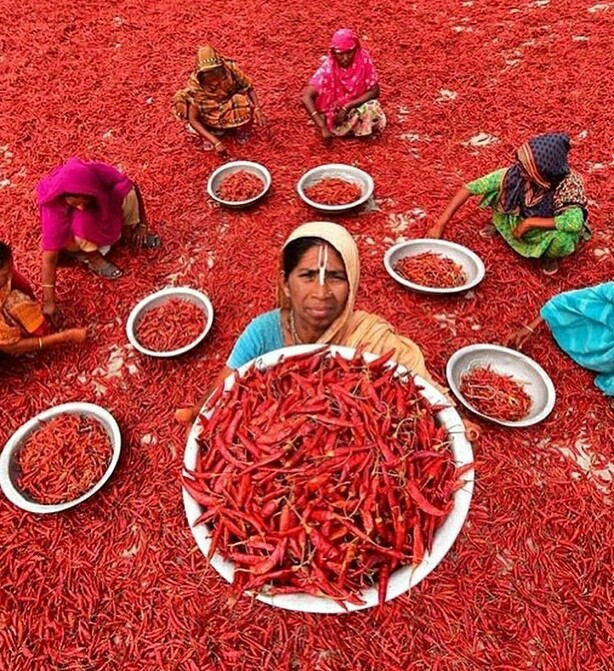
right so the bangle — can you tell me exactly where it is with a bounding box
[522,324,535,333]
[214,142,222,148]
[42,283,55,288]
[38,338,43,350]
[310,110,320,117]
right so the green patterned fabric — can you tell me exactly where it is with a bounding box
[466,169,585,259]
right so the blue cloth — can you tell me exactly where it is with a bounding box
[227,309,284,369]
[540,282,614,396]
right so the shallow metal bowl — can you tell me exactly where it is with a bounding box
[0,402,121,514]
[446,344,556,428]
[126,287,214,358]
[297,164,374,213]
[384,239,485,295]
[207,160,271,208]
[183,344,474,614]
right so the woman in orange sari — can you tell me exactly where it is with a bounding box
[0,242,86,356]
[176,222,479,441]
[173,46,267,154]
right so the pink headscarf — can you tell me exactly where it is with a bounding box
[37,158,134,251]
[309,28,378,131]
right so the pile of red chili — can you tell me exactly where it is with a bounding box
[216,170,264,202]
[394,252,467,288]
[183,348,471,607]
[136,298,207,352]
[14,414,112,504]
[460,364,532,421]
[304,177,363,205]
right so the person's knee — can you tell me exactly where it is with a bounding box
[545,233,577,259]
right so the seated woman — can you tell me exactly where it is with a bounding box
[37,157,161,319]
[302,28,385,144]
[0,242,86,356]
[426,132,589,274]
[504,282,613,402]
[176,221,479,440]
[173,45,266,154]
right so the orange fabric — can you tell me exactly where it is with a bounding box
[0,280,46,344]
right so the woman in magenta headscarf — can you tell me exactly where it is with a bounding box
[302,28,385,143]
[37,158,160,319]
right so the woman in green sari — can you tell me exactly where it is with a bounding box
[427,133,589,274]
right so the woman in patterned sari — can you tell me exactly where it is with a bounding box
[173,45,267,154]
[427,133,589,274]
[302,28,385,144]
[0,242,86,356]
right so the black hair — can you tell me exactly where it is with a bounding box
[282,237,327,276]
[0,241,12,267]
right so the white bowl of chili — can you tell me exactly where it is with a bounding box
[183,344,474,614]
[126,287,214,358]
[446,344,556,427]
[0,402,121,514]
[384,239,485,295]
[297,164,374,213]
[207,160,271,208]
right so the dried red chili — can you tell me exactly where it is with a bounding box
[394,252,467,288]
[136,299,206,352]
[304,178,363,205]
[14,414,112,504]
[183,349,470,607]
[216,171,264,201]
[460,364,532,421]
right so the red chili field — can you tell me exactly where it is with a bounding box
[0,1,612,669]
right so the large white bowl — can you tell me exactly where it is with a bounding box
[297,164,374,213]
[0,402,121,514]
[207,160,271,208]
[384,239,485,295]
[126,287,214,358]
[446,344,556,428]
[183,344,474,613]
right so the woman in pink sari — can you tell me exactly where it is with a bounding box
[302,28,385,144]
[37,158,160,320]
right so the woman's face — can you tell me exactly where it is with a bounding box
[64,195,94,211]
[283,244,349,333]
[198,67,224,86]
[332,47,356,69]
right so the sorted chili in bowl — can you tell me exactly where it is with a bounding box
[13,414,112,505]
[136,298,207,352]
[460,364,532,421]
[304,177,363,206]
[394,252,467,288]
[216,170,264,202]
[183,348,471,607]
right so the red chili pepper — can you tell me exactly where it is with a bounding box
[394,252,467,288]
[216,170,264,202]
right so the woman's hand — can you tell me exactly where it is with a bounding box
[320,126,334,146]
[503,325,535,350]
[254,107,267,127]
[175,406,198,424]
[424,219,446,239]
[463,418,481,442]
[132,223,148,247]
[333,106,349,126]
[214,141,228,156]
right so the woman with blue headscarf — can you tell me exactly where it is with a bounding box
[427,132,589,273]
